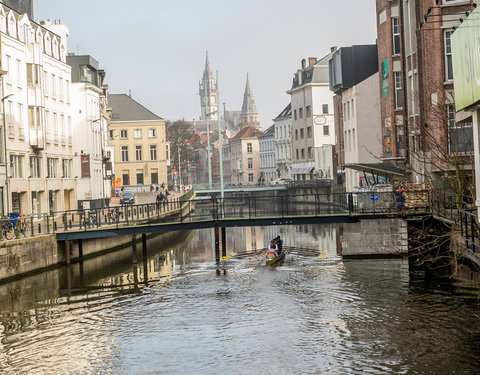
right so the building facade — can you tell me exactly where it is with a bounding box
[258,124,275,184]
[230,126,262,185]
[274,103,292,179]
[0,6,76,215]
[67,54,109,209]
[287,52,336,181]
[108,94,167,188]
[330,45,382,191]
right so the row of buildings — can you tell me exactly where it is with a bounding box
[0,0,169,215]
[187,0,478,207]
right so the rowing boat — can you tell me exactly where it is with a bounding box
[265,250,286,266]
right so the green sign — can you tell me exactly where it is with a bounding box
[452,7,480,111]
[381,59,389,98]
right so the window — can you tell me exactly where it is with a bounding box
[59,77,64,100]
[448,105,473,154]
[296,149,299,160]
[248,173,254,183]
[10,155,23,178]
[62,159,72,178]
[66,80,70,102]
[308,147,312,158]
[150,145,157,160]
[323,104,329,114]
[135,145,142,161]
[122,173,129,186]
[295,129,298,140]
[134,129,142,139]
[108,130,113,139]
[52,74,57,97]
[5,55,11,83]
[121,146,129,162]
[392,18,401,55]
[149,128,157,138]
[248,158,253,169]
[300,128,304,139]
[306,105,311,117]
[301,149,305,159]
[47,158,57,178]
[137,173,144,185]
[16,59,21,85]
[394,72,403,109]
[299,108,303,119]
[120,129,128,139]
[307,126,312,138]
[247,143,252,153]
[324,125,330,136]
[151,172,158,184]
[30,156,41,178]
[445,30,453,81]
[294,109,297,121]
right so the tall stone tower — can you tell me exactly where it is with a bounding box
[240,73,259,128]
[199,51,218,121]
[3,0,34,18]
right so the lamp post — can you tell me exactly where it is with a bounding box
[216,70,224,200]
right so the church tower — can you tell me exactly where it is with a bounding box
[240,73,259,128]
[199,52,218,121]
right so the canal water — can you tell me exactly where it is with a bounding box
[1,224,480,374]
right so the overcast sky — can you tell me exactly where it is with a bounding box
[35,0,377,128]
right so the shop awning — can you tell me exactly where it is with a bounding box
[344,162,406,178]
[291,166,314,175]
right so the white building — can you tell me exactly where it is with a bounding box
[287,51,336,181]
[0,6,75,214]
[274,103,292,179]
[258,124,276,184]
[67,54,110,209]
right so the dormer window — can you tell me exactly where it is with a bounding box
[45,34,51,55]
[52,39,58,59]
[7,14,16,38]
[0,10,6,34]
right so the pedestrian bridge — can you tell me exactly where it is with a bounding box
[55,190,430,241]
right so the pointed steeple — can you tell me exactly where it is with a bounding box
[240,73,259,128]
[203,51,214,81]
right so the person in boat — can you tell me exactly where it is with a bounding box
[266,241,278,257]
[275,236,283,253]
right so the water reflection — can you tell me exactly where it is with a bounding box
[0,223,480,374]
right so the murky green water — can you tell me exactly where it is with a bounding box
[1,224,480,374]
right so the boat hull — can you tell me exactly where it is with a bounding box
[266,251,285,266]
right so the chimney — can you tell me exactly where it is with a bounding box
[308,57,317,67]
[301,59,306,69]
[3,0,34,19]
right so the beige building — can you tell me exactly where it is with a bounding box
[108,94,167,187]
[230,126,262,185]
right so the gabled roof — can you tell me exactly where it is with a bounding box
[274,103,292,120]
[232,125,263,140]
[259,124,275,138]
[109,94,163,122]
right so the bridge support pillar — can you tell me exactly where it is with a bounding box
[215,227,220,263]
[65,240,71,266]
[132,235,138,264]
[142,233,148,282]
[78,239,83,260]
[221,227,226,258]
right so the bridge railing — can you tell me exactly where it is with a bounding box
[459,210,480,254]
[6,190,431,238]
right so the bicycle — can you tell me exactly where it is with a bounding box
[18,218,29,237]
[1,218,14,240]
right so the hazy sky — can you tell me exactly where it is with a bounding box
[35,0,377,128]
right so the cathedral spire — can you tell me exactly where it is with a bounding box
[203,51,213,81]
[240,73,259,128]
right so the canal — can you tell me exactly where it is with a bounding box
[1,223,480,374]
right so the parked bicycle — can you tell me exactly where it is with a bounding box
[1,218,14,240]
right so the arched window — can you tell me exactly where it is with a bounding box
[36,29,43,50]
[44,34,51,55]
[7,13,16,38]
[52,38,58,59]
[0,9,6,34]
[60,44,65,62]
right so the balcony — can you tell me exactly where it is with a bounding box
[7,123,14,138]
[29,127,44,149]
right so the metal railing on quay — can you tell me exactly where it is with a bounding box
[459,210,480,253]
